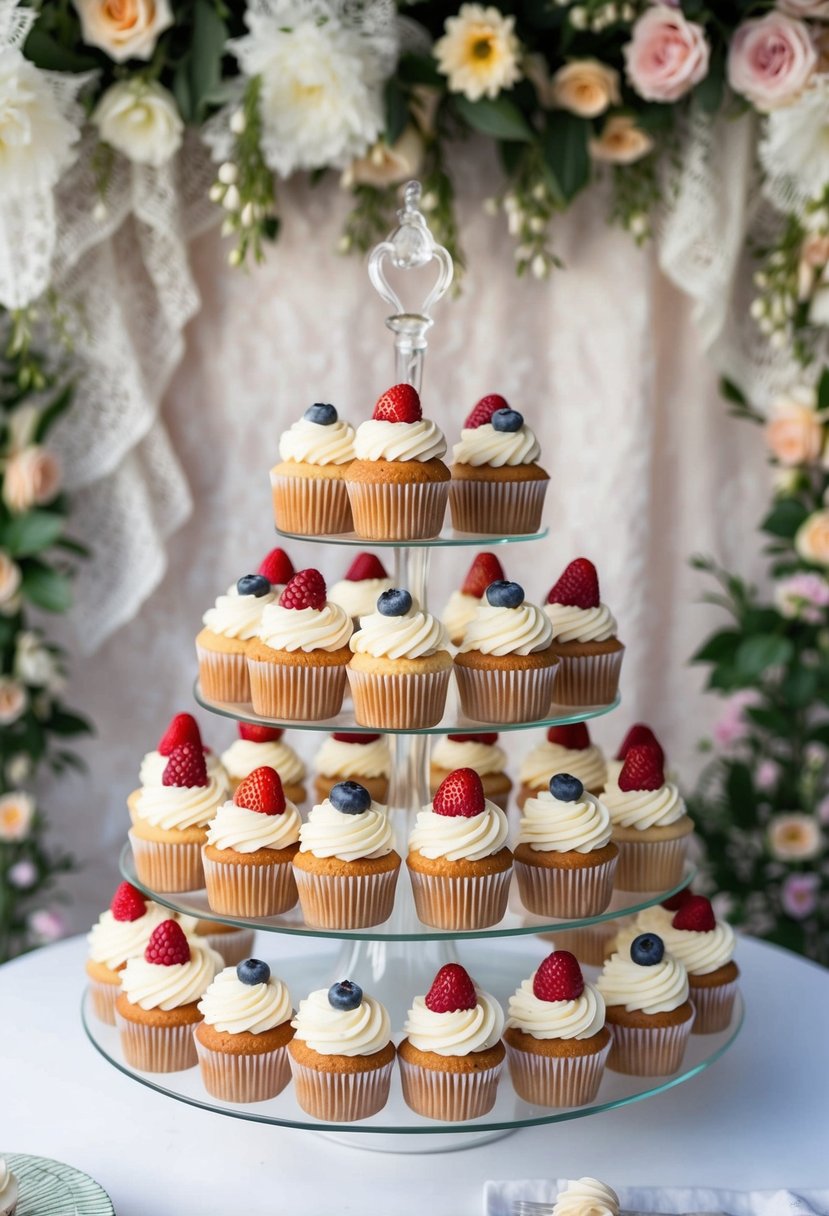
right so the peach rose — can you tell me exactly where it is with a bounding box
[765,395,824,465]
[728,13,816,112]
[0,678,27,726]
[341,126,425,189]
[0,551,21,608]
[3,446,61,514]
[551,60,621,118]
[0,791,35,842]
[768,812,822,861]
[589,115,655,164]
[798,232,829,300]
[796,508,829,565]
[73,0,173,63]
[623,6,710,103]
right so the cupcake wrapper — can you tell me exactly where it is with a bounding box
[202,854,298,917]
[514,855,618,919]
[398,1058,502,1121]
[347,666,451,729]
[289,1057,394,1122]
[613,835,689,892]
[551,649,624,707]
[346,478,449,541]
[448,477,548,536]
[199,927,255,968]
[88,980,120,1026]
[194,1036,291,1103]
[293,865,399,929]
[247,657,347,721]
[690,980,738,1035]
[128,830,204,893]
[196,645,250,704]
[115,1011,198,1073]
[454,661,559,724]
[606,1014,695,1076]
[505,1038,611,1107]
[408,867,511,930]
[270,473,353,536]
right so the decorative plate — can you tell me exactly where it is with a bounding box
[3,1154,113,1216]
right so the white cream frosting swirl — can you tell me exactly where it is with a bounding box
[404,988,504,1056]
[553,1178,620,1216]
[507,977,606,1040]
[202,582,277,640]
[611,905,675,957]
[140,748,228,790]
[298,798,394,861]
[314,735,390,779]
[350,606,449,660]
[291,988,391,1056]
[206,798,301,853]
[520,740,607,792]
[134,772,225,830]
[257,602,352,653]
[597,949,689,1014]
[87,902,169,970]
[278,416,355,465]
[517,789,612,853]
[544,602,617,643]
[452,421,541,467]
[220,739,306,785]
[198,967,292,1033]
[120,941,222,1010]
[328,577,394,620]
[354,418,447,462]
[409,799,509,861]
[658,920,736,975]
[0,1159,16,1200]
[431,736,507,776]
[602,782,687,830]
[458,603,552,656]
[442,590,481,642]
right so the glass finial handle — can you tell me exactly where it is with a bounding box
[367,180,454,392]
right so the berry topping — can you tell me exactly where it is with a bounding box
[234,766,286,815]
[661,886,694,912]
[433,768,485,818]
[491,407,524,433]
[549,773,585,802]
[618,744,664,792]
[110,881,146,923]
[464,394,509,429]
[258,548,295,586]
[328,980,363,1011]
[447,732,498,745]
[237,573,271,598]
[672,895,716,933]
[546,723,591,749]
[304,403,338,425]
[279,568,327,611]
[532,950,585,1002]
[162,741,208,788]
[238,722,284,743]
[332,732,381,744]
[425,963,477,1013]
[157,713,202,756]
[344,552,388,582]
[377,588,412,617]
[329,780,372,815]
[373,383,422,424]
[485,579,524,608]
[145,919,191,966]
[237,958,271,986]
[461,552,505,599]
[630,933,665,966]
[546,558,601,610]
[615,723,664,766]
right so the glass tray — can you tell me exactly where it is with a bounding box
[274,526,549,549]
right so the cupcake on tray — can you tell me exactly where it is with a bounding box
[505,949,611,1107]
[407,767,512,930]
[246,568,352,721]
[543,559,624,706]
[449,394,549,535]
[177,916,255,968]
[270,402,355,534]
[597,932,694,1075]
[313,731,391,806]
[289,979,394,1121]
[136,712,228,802]
[347,588,452,729]
[345,383,450,541]
[221,722,307,804]
[552,1179,620,1216]
[514,773,618,919]
[454,580,558,723]
[607,887,694,960]
[195,958,295,1103]
[0,1159,17,1216]
[398,963,505,1121]
[327,552,394,628]
[429,731,512,812]
[653,895,739,1034]
[602,744,693,891]
[203,766,301,917]
[442,551,506,646]
[86,882,169,1025]
[518,723,607,809]
[293,781,400,929]
[604,723,664,794]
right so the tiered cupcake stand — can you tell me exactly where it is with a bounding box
[82,183,743,1153]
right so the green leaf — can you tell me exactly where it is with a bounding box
[384,78,409,145]
[781,665,819,708]
[20,564,72,613]
[23,28,100,73]
[725,762,756,829]
[543,112,590,202]
[818,368,829,412]
[453,95,534,142]
[694,43,724,114]
[48,709,93,737]
[762,498,809,539]
[692,630,742,664]
[182,0,228,124]
[735,634,794,679]
[397,53,443,89]
[719,376,747,407]
[33,385,73,443]
[2,511,64,558]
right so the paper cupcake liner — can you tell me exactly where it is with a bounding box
[606,1013,694,1076]
[613,835,689,892]
[196,645,250,704]
[553,924,619,967]
[128,830,204,893]
[202,853,298,917]
[198,927,255,967]
[514,855,618,919]
[454,661,558,724]
[505,1037,611,1107]
[448,476,548,536]
[88,980,120,1026]
[247,657,347,721]
[408,867,511,930]
[293,865,399,929]
[550,648,624,707]
[270,472,353,536]
[194,1036,291,1103]
[398,1058,502,1121]
[347,665,451,729]
[346,478,449,541]
[690,980,738,1035]
[115,1011,198,1073]
[289,1057,394,1122]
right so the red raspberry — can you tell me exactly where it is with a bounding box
[464,394,509,429]
[234,766,286,815]
[432,768,485,818]
[144,919,191,966]
[616,723,664,767]
[110,882,147,923]
[162,741,208,788]
[424,963,478,1013]
[157,713,202,756]
[618,743,664,792]
[546,723,591,749]
[447,733,498,745]
[238,723,284,743]
[332,732,382,744]
[546,558,601,610]
[532,951,585,1002]
[258,547,295,586]
[461,553,505,599]
[672,895,716,933]
[279,568,327,611]
[372,384,422,423]
[661,887,694,912]
[344,553,389,581]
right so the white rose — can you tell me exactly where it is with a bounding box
[0,49,82,201]
[73,0,174,63]
[2,446,61,513]
[93,80,183,167]
[15,632,60,688]
[796,508,829,565]
[0,678,27,725]
[0,791,35,842]
[341,126,424,189]
[0,551,21,607]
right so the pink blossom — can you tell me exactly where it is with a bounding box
[712,690,760,750]
[623,6,710,103]
[7,859,37,888]
[28,908,64,943]
[780,871,820,919]
[728,13,816,112]
[756,759,782,791]
[817,795,829,824]
[775,572,829,623]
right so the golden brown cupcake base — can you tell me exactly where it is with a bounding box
[115,993,203,1072]
[407,846,513,929]
[86,958,125,1025]
[293,849,401,928]
[688,962,740,1034]
[449,462,549,535]
[347,650,452,729]
[196,628,251,703]
[129,824,207,893]
[202,841,300,916]
[289,1039,395,1121]
[345,458,450,540]
[604,1000,695,1075]
[504,1026,611,1107]
[513,841,618,919]
[454,646,559,723]
[547,639,625,706]
[195,1019,295,1103]
[247,641,351,720]
[612,817,694,891]
[397,1037,506,1120]
[270,460,353,535]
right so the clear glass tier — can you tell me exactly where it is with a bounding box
[274,526,549,549]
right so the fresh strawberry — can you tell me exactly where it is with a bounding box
[546,558,600,609]
[432,768,485,818]
[162,741,208,788]
[464,394,508,429]
[661,887,694,912]
[344,553,389,581]
[258,547,295,586]
[279,568,327,611]
[546,723,591,750]
[532,950,585,1002]
[332,732,381,744]
[110,881,146,923]
[424,963,477,1013]
[447,733,498,745]
[144,919,191,966]
[373,383,421,423]
[239,722,284,743]
[234,766,286,815]
[461,552,505,599]
[672,895,716,933]
[618,743,664,792]
[157,713,202,756]
[616,723,664,767]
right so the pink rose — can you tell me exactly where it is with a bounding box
[3,445,61,514]
[778,1,829,18]
[623,6,710,103]
[728,13,816,112]
[780,872,820,920]
[28,908,65,943]
[712,690,760,749]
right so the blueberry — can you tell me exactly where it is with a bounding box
[237,573,271,597]
[550,773,584,802]
[630,933,665,966]
[377,588,412,617]
[328,980,363,1011]
[236,958,271,986]
[304,403,338,425]
[491,408,524,433]
[485,580,524,609]
[329,780,372,815]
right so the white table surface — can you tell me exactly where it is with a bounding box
[1,933,827,1214]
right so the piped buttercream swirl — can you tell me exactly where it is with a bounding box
[278,417,355,465]
[206,798,301,853]
[353,418,446,462]
[409,799,509,861]
[452,422,541,467]
[597,949,689,1014]
[298,798,394,861]
[120,941,222,1010]
[291,988,391,1057]
[602,782,687,830]
[552,1178,620,1216]
[517,789,612,853]
[458,603,552,656]
[220,739,306,785]
[314,735,390,779]
[404,988,504,1056]
[544,602,617,643]
[507,977,605,1040]
[328,577,394,620]
[520,740,607,792]
[203,583,277,640]
[87,903,169,970]
[198,967,292,1033]
[257,602,352,653]
[350,606,449,660]
[431,736,507,776]
[658,920,736,975]
[134,773,225,830]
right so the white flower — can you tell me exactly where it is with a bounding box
[15,631,62,690]
[5,753,30,785]
[73,0,173,63]
[0,791,34,841]
[768,812,822,860]
[92,79,183,167]
[0,47,81,200]
[759,78,829,200]
[434,3,522,101]
[341,126,424,189]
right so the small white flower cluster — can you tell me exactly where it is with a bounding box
[209,151,266,268]
[751,247,802,352]
[492,184,559,280]
[562,0,638,35]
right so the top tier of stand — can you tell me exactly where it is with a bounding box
[274,526,550,549]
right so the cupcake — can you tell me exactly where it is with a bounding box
[597,932,694,1075]
[221,722,306,804]
[514,774,618,919]
[0,1160,18,1216]
[442,552,506,646]
[178,917,255,967]
[429,732,512,812]
[86,882,169,1024]
[270,402,355,534]
[203,766,301,917]
[129,741,225,892]
[313,731,391,805]
[449,395,549,535]
[454,580,558,723]
[293,781,400,929]
[246,568,352,721]
[505,950,611,1107]
[602,744,694,891]
[345,383,450,541]
[195,958,295,1102]
[289,979,394,1121]
[518,723,607,809]
[543,559,624,706]
[328,552,394,627]
[136,712,228,798]
[347,588,452,729]
[604,723,664,794]
[606,887,693,959]
[407,768,512,929]
[115,919,221,1072]
[398,963,505,1121]
[552,1179,620,1216]
[654,896,739,1034]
